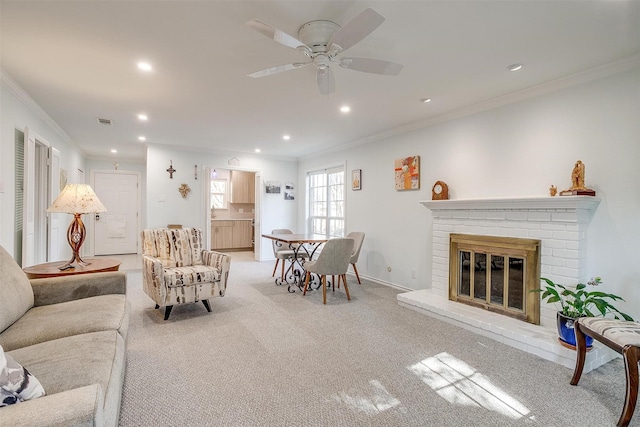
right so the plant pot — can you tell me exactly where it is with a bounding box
[556,312,593,349]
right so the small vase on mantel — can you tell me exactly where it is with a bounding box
[556,312,593,350]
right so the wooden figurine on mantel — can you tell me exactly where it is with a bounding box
[560,160,596,196]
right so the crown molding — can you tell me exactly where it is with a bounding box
[1,68,81,152]
[302,55,640,160]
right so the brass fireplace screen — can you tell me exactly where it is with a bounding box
[449,234,541,324]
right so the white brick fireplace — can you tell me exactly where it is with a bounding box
[397,196,618,372]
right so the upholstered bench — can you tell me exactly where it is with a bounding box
[570,317,640,427]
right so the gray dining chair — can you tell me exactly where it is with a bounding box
[302,238,354,304]
[347,231,365,284]
[271,229,309,280]
[271,229,295,280]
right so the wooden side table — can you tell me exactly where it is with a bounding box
[23,258,122,279]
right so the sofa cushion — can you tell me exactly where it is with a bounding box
[1,344,45,406]
[163,265,221,288]
[0,294,129,352]
[7,330,125,427]
[0,246,34,333]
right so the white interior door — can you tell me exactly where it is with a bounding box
[93,171,140,255]
[22,128,36,266]
[48,147,61,261]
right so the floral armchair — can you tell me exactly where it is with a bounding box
[141,228,230,320]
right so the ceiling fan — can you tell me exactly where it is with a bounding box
[246,8,403,95]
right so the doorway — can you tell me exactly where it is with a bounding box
[19,128,60,267]
[91,170,141,255]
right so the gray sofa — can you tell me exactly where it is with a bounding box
[0,246,129,427]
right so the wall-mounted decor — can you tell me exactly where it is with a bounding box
[166,160,176,179]
[266,181,281,194]
[352,169,362,191]
[178,183,191,198]
[228,156,240,166]
[284,182,295,200]
[394,155,420,190]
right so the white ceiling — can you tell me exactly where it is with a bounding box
[2,1,639,162]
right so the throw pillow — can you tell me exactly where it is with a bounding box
[0,345,45,407]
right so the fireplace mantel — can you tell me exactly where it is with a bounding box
[420,195,601,211]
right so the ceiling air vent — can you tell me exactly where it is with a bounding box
[97,117,113,126]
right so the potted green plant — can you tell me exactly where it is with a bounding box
[532,276,634,348]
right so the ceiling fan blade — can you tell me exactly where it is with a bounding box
[247,62,310,78]
[317,68,335,95]
[328,8,385,55]
[338,57,403,75]
[246,20,309,51]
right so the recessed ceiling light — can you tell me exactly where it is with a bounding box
[283,135,290,140]
[420,98,432,103]
[110,149,117,153]
[137,62,152,72]
[340,106,351,113]
[508,64,523,72]
[138,114,148,121]
[255,148,261,153]
[138,136,146,141]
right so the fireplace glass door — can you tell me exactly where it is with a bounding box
[450,234,540,324]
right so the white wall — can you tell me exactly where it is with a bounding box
[0,75,85,259]
[298,67,640,318]
[145,145,298,259]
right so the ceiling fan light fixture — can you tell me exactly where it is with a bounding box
[508,63,523,72]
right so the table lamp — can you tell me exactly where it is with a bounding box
[47,184,107,270]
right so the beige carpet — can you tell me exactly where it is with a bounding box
[118,254,635,426]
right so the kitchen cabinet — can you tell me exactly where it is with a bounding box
[211,220,253,250]
[211,221,233,250]
[230,171,255,204]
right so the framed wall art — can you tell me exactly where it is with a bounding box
[394,155,420,190]
[284,182,295,200]
[352,169,361,191]
[266,181,281,194]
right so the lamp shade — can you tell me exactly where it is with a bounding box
[47,184,107,214]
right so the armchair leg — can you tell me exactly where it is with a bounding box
[202,299,212,313]
[352,263,361,284]
[619,346,640,427]
[164,305,173,320]
[272,259,279,277]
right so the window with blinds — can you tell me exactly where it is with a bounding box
[308,166,345,238]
